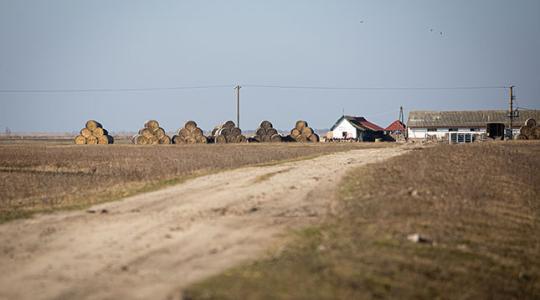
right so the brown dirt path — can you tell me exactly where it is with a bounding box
[0,147,406,300]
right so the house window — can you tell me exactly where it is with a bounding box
[427,128,436,132]
[449,128,458,132]
[470,128,478,131]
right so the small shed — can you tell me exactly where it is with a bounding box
[330,115,385,141]
[385,120,406,134]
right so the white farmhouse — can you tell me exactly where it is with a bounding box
[330,115,385,141]
[407,110,540,140]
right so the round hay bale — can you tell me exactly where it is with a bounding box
[132,134,147,145]
[97,135,110,144]
[172,135,184,144]
[301,127,314,138]
[295,120,308,131]
[85,120,102,131]
[149,135,160,144]
[92,127,105,137]
[139,128,154,139]
[185,121,198,131]
[144,120,160,130]
[106,135,114,144]
[218,127,231,137]
[185,136,197,144]
[533,126,540,139]
[255,127,266,137]
[296,135,309,143]
[266,128,278,136]
[86,136,98,145]
[260,120,273,130]
[261,135,271,142]
[215,135,227,144]
[155,127,166,139]
[270,134,282,143]
[222,121,236,129]
[290,128,301,138]
[159,135,171,144]
[520,126,533,138]
[196,135,208,144]
[74,135,86,145]
[309,133,320,143]
[178,128,191,138]
[236,135,247,143]
[80,128,92,138]
[516,134,528,140]
[525,118,537,128]
[192,127,203,137]
[230,127,242,137]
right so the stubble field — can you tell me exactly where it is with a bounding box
[0,142,392,222]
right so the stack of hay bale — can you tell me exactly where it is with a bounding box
[74,120,114,145]
[517,118,540,140]
[253,120,282,143]
[172,121,208,144]
[132,120,171,145]
[211,121,247,144]
[288,120,319,143]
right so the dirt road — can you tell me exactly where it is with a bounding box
[0,147,405,300]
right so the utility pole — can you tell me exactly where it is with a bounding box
[399,106,404,123]
[509,85,515,139]
[235,85,241,127]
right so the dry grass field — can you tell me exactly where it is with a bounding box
[184,141,540,299]
[0,142,391,222]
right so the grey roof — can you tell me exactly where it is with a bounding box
[407,110,540,128]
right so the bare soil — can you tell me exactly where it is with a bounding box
[0,146,405,300]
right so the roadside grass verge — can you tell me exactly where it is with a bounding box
[0,143,391,223]
[184,141,540,299]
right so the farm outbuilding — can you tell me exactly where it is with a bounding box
[407,110,540,140]
[384,120,407,141]
[330,115,385,141]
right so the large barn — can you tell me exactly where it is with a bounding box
[330,115,385,141]
[407,110,540,140]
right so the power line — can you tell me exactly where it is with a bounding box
[242,84,509,90]
[0,84,510,94]
[0,85,234,94]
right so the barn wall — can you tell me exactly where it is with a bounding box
[332,119,358,139]
[408,127,488,139]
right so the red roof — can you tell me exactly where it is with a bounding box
[353,117,385,131]
[337,116,384,131]
[385,120,406,131]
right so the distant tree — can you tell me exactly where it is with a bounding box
[5,127,11,136]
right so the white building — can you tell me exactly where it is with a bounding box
[330,115,385,141]
[407,110,540,140]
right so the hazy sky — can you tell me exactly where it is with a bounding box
[1,0,539,132]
